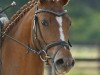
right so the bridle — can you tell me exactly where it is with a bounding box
[1,3,72,65]
[32,5,72,63]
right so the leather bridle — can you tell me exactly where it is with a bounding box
[1,4,72,65]
[32,5,72,64]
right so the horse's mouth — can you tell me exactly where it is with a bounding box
[52,63,73,75]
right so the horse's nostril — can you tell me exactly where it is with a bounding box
[71,60,75,66]
[56,59,64,66]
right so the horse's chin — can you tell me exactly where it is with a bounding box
[51,64,72,75]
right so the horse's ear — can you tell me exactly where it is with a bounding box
[56,0,70,6]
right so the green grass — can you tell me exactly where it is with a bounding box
[67,62,99,75]
[71,45,99,58]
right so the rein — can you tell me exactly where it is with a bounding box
[1,3,72,65]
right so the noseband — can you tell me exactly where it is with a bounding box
[1,4,72,65]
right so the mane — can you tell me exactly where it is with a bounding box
[3,0,36,36]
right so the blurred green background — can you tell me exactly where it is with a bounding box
[67,0,100,44]
[0,0,100,75]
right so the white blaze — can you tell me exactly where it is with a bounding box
[56,17,65,41]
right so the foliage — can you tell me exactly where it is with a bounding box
[66,0,100,43]
[0,0,100,44]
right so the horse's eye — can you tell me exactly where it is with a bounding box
[41,19,48,26]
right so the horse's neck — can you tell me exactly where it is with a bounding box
[2,7,44,75]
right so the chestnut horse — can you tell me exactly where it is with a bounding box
[0,0,74,75]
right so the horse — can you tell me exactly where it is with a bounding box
[0,0,75,75]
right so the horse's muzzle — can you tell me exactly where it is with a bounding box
[54,57,75,74]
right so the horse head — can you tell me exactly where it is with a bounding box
[32,0,75,74]
[1,0,74,75]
